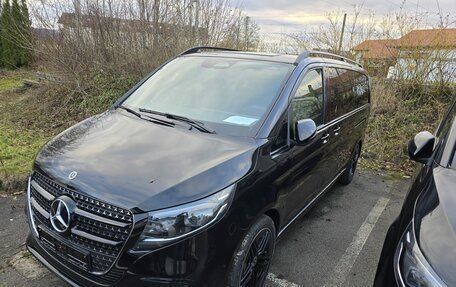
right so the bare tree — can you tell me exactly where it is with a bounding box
[26,0,258,91]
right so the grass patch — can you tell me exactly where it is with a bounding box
[0,69,37,92]
[0,124,47,174]
[0,124,49,190]
[0,71,55,191]
[0,75,22,92]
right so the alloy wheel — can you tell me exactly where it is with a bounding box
[239,228,273,287]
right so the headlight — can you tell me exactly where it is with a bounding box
[395,221,446,287]
[131,184,235,253]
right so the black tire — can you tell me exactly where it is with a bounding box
[226,215,276,287]
[338,143,361,185]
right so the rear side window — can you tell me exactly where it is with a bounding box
[325,67,344,121]
[325,68,369,122]
[291,69,324,126]
[353,72,370,108]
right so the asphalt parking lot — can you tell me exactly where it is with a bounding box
[0,169,408,287]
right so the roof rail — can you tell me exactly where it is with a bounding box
[180,46,241,56]
[295,50,362,67]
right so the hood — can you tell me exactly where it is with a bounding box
[34,110,257,212]
[415,166,456,286]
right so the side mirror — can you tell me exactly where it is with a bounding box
[296,119,317,143]
[408,131,436,164]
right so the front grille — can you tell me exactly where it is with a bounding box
[33,172,133,224]
[28,171,134,282]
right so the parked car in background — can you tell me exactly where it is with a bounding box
[375,99,456,287]
[25,47,370,287]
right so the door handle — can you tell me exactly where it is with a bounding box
[334,126,341,136]
[321,133,330,144]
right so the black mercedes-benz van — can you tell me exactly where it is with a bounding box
[26,47,370,287]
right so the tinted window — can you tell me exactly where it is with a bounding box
[291,69,324,127]
[325,68,370,122]
[124,56,293,136]
[325,67,344,121]
[336,68,354,115]
[353,72,370,108]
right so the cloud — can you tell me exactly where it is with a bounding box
[241,0,456,35]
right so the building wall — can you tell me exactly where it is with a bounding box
[387,48,456,82]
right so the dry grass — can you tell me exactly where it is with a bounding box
[370,79,398,114]
[361,79,453,174]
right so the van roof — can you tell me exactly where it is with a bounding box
[185,51,299,64]
[179,47,364,70]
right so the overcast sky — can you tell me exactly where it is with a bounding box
[241,0,456,36]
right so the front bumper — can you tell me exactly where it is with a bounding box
[27,224,234,287]
[28,242,195,286]
[27,233,124,286]
[27,236,195,286]
[25,172,242,286]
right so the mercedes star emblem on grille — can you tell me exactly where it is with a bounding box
[50,196,74,233]
[68,171,78,180]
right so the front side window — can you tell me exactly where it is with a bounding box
[291,69,324,128]
[123,56,293,136]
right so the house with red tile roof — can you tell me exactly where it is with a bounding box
[393,28,456,49]
[389,28,456,82]
[353,28,456,82]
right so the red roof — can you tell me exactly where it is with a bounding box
[394,28,456,48]
[353,39,397,60]
[352,29,456,60]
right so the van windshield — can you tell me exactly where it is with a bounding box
[123,56,293,136]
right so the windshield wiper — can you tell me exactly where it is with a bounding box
[116,105,175,127]
[117,105,141,118]
[139,108,215,134]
